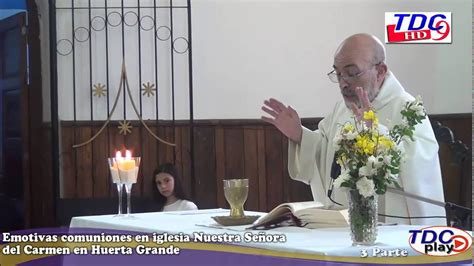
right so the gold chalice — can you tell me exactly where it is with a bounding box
[223,179,249,218]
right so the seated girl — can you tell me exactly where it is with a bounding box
[152,163,198,212]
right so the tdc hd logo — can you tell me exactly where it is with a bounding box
[385,12,451,43]
[409,226,472,256]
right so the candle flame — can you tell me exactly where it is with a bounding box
[125,150,132,160]
[115,151,122,160]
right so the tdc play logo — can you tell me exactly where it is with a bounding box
[409,226,472,256]
[385,12,451,43]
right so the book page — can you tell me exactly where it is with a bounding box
[284,201,325,213]
[250,201,324,228]
[298,208,350,227]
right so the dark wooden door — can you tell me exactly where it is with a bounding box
[0,12,28,232]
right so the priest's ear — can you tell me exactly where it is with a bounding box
[376,62,388,82]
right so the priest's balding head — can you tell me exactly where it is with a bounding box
[329,33,388,108]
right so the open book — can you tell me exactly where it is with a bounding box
[248,201,349,230]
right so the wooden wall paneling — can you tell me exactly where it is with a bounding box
[157,126,174,166]
[264,128,284,211]
[173,126,183,192]
[56,114,470,218]
[76,127,93,198]
[156,126,165,166]
[92,125,109,197]
[108,124,125,197]
[137,127,145,196]
[438,144,461,202]
[301,118,321,131]
[224,127,245,179]
[193,126,217,209]
[465,162,472,196]
[152,124,160,191]
[215,126,226,207]
[439,117,471,208]
[125,125,142,196]
[257,126,267,211]
[432,116,470,144]
[61,126,76,198]
[462,157,471,208]
[104,127,111,196]
[173,126,193,201]
[141,125,158,198]
[167,126,176,163]
[243,127,259,211]
[180,126,193,200]
[430,115,472,208]
[289,180,313,203]
[38,126,54,226]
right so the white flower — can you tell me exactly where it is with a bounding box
[383,155,392,165]
[415,95,424,105]
[411,104,425,117]
[416,109,425,117]
[333,170,350,188]
[408,96,426,117]
[359,166,374,177]
[384,171,398,181]
[345,131,358,140]
[401,117,409,127]
[369,155,384,169]
[356,177,376,198]
[359,156,378,177]
[333,131,342,149]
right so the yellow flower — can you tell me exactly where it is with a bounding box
[343,124,355,132]
[337,154,347,166]
[378,135,395,149]
[363,110,375,120]
[355,135,376,155]
[363,110,379,126]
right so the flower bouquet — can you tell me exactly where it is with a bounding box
[333,96,427,245]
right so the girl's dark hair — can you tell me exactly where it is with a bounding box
[152,163,188,211]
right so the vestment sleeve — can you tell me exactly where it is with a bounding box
[288,117,332,204]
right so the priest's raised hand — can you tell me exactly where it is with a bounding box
[261,98,303,144]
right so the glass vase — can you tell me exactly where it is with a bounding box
[348,189,378,246]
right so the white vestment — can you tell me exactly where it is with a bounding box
[288,71,446,225]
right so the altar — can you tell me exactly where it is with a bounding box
[67,209,472,265]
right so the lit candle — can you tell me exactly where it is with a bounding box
[109,151,121,183]
[120,150,135,171]
[116,149,138,184]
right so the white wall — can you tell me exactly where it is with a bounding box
[53,0,190,121]
[192,0,472,119]
[40,0,472,121]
